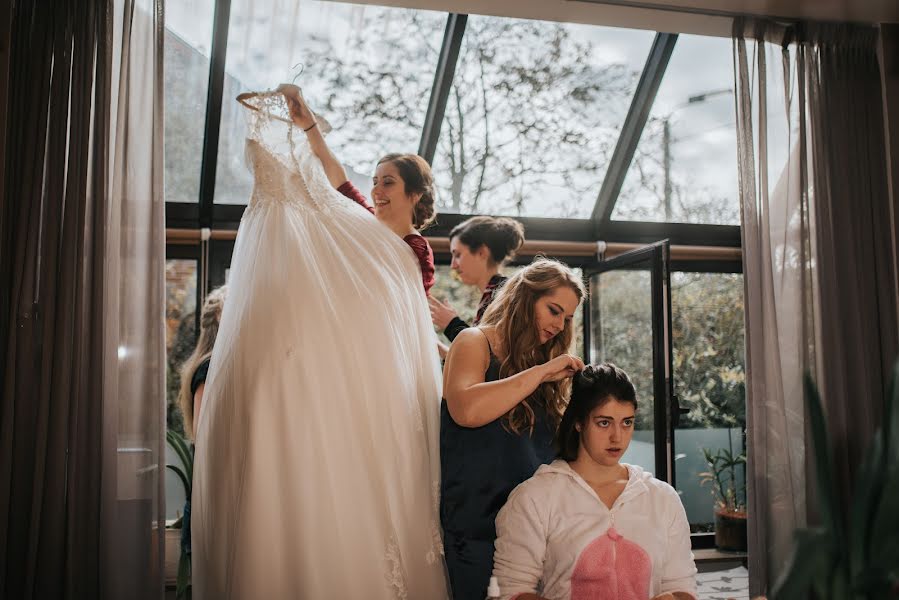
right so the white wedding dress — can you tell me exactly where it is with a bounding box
[192,93,449,599]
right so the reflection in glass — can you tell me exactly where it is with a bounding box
[213,0,447,204]
[589,268,655,474]
[614,35,739,224]
[671,272,746,529]
[432,17,654,218]
[165,259,198,435]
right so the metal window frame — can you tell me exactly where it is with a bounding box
[196,0,233,229]
[591,32,678,232]
[419,13,467,164]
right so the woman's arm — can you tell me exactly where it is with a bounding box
[277,84,350,190]
[192,384,205,440]
[442,328,584,428]
[657,487,699,600]
[428,296,469,342]
[493,485,549,600]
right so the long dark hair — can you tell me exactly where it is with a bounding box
[554,363,637,461]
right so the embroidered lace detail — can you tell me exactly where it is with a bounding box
[240,91,353,218]
[426,480,445,565]
[426,519,445,565]
[384,534,409,599]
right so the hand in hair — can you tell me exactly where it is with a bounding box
[539,354,585,383]
[428,296,459,330]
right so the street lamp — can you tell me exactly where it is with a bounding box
[662,88,732,221]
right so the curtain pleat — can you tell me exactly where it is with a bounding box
[0,1,164,598]
[734,18,898,596]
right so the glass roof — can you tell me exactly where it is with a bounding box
[163,0,742,233]
[429,15,654,218]
[613,34,740,225]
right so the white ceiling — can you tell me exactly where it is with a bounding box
[340,0,897,36]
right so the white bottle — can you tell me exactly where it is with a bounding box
[485,576,501,599]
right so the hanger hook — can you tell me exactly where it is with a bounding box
[290,63,305,85]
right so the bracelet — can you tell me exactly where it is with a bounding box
[303,121,318,132]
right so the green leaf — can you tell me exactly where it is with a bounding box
[167,429,194,485]
[848,432,883,577]
[870,463,899,572]
[176,548,191,600]
[884,361,899,466]
[166,464,190,498]
[771,528,832,600]
[804,374,845,549]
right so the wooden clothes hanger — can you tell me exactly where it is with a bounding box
[236,89,332,132]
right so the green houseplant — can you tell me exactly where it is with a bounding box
[700,445,748,551]
[166,429,193,600]
[771,364,899,599]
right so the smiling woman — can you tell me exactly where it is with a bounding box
[279,84,438,295]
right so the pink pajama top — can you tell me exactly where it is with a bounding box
[492,460,697,600]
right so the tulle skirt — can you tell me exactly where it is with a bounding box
[192,134,448,599]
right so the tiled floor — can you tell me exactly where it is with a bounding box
[696,566,750,600]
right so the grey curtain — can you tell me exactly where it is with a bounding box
[734,19,898,596]
[0,1,165,599]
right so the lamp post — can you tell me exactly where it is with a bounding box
[662,88,732,221]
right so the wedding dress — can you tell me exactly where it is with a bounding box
[191,92,449,599]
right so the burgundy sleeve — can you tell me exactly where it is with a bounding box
[336,180,374,215]
[403,235,436,296]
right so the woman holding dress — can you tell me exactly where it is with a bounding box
[278,83,436,294]
[191,88,449,599]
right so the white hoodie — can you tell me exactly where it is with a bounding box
[492,460,697,600]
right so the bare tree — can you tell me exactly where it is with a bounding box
[300,12,639,216]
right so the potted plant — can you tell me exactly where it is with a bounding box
[770,366,899,599]
[166,429,193,600]
[700,445,747,552]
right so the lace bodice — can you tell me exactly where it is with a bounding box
[240,92,339,215]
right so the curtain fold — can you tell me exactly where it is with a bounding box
[734,18,898,597]
[0,1,165,598]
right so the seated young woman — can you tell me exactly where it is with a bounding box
[491,363,697,600]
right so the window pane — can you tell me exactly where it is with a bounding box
[213,0,447,204]
[164,0,215,203]
[589,268,656,474]
[613,34,739,224]
[671,272,746,530]
[431,17,655,218]
[166,259,198,435]
[165,259,197,521]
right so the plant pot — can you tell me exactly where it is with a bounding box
[714,509,747,552]
[164,527,182,586]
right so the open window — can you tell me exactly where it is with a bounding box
[585,240,678,482]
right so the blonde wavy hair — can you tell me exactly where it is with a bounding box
[479,258,585,435]
[178,285,227,439]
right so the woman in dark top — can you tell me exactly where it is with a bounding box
[440,258,586,599]
[429,216,525,343]
[177,285,227,559]
[278,83,436,294]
